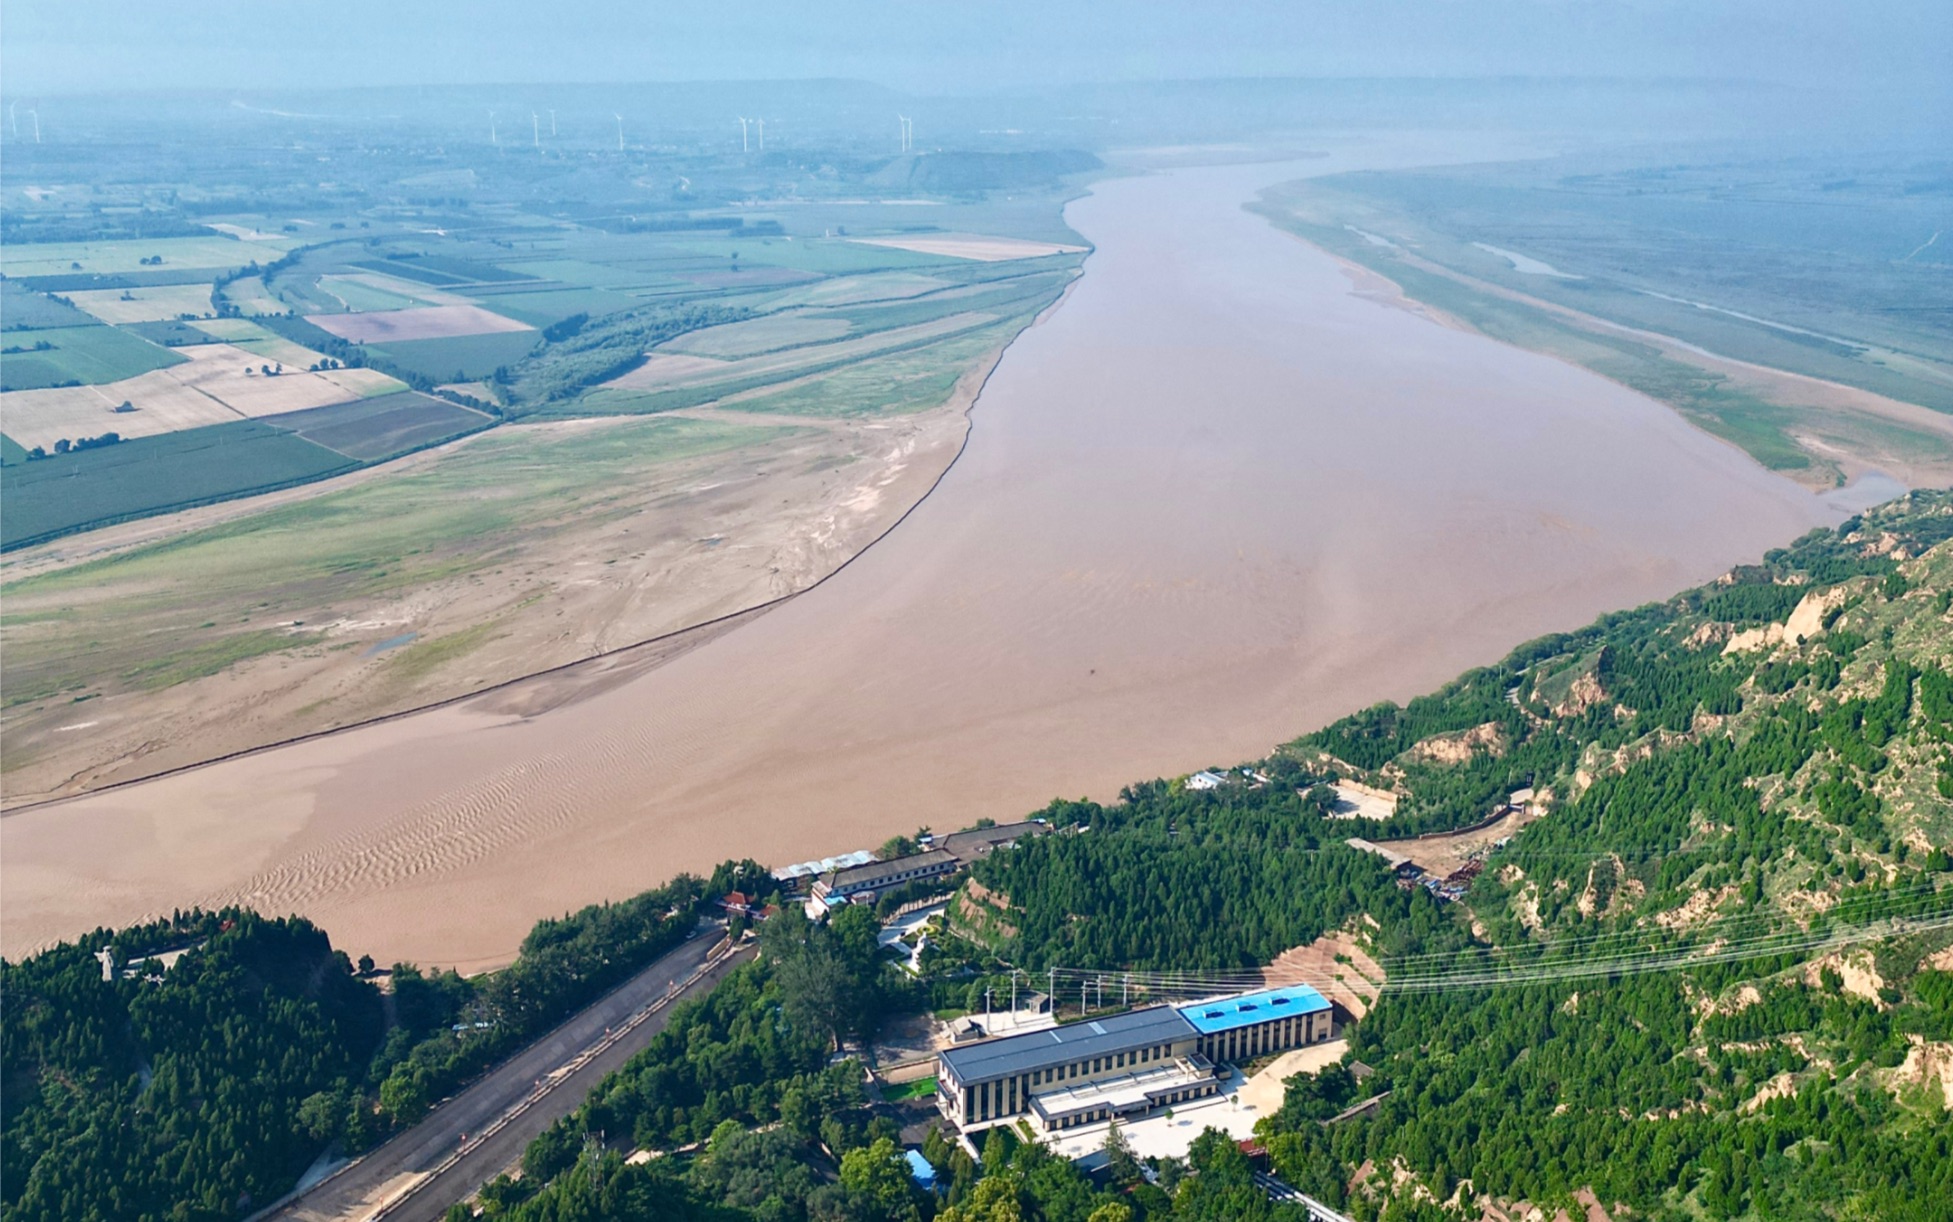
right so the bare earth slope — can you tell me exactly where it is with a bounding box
[1,152,1839,970]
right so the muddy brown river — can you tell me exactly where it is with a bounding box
[1,151,1839,969]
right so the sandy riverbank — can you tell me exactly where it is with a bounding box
[1,145,1839,970]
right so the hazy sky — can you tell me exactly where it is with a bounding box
[5,0,1947,101]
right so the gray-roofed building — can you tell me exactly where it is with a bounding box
[936,1005,1216,1132]
[811,849,958,908]
[939,820,1049,865]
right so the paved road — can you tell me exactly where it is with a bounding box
[274,927,755,1222]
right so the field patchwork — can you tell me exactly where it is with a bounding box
[307,304,534,344]
[0,420,355,550]
[1,342,406,448]
[603,311,997,395]
[0,325,185,392]
[660,312,852,358]
[269,393,496,462]
[65,283,220,325]
[0,235,299,278]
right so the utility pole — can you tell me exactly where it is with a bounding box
[984,987,993,1031]
[1009,970,1018,1016]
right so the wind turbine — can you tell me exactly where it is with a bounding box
[756,117,764,152]
[549,109,557,136]
[532,111,540,148]
[736,116,750,153]
[614,114,624,151]
[8,102,16,137]
[29,108,40,143]
[489,110,498,147]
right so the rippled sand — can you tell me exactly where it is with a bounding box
[1,153,1836,970]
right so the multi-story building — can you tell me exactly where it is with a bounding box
[1178,983,1336,1064]
[936,983,1335,1136]
[810,849,958,909]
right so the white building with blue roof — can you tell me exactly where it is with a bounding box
[935,983,1337,1136]
[1174,983,1334,1065]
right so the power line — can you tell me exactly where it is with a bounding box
[1035,889,1953,1000]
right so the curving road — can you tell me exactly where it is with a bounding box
[273,927,753,1222]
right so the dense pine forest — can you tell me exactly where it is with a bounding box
[0,867,745,1221]
[7,494,1952,1221]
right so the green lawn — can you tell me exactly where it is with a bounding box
[880,1076,938,1102]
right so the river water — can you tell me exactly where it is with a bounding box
[1,153,1837,969]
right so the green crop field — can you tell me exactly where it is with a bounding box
[0,420,356,550]
[311,275,443,313]
[667,234,953,274]
[0,433,31,466]
[0,283,98,330]
[661,312,853,358]
[464,286,645,327]
[122,320,220,348]
[488,257,681,292]
[0,235,297,278]
[0,325,185,391]
[270,392,495,461]
[366,330,542,382]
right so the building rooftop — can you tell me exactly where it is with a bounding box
[1175,984,1331,1035]
[940,820,1048,863]
[823,848,957,891]
[904,1149,938,1187]
[1028,1057,1214,1120]
[940,1005,1196,1085]
[773,849,875,881]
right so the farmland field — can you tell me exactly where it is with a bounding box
[604,311,998,395]
[189,318,333,367]
[356,254,537,285]
[730,318,1027,417]
[463,286,645,327]
[1,343,405,448]
[0,283,98,330]
[661,312,852,358]
[0,325,184,392]
[307,303,533,343]
[215,276,290,316]
[269,392,495,461]
[0,235,298,278]
[124,320,222,348]
[364,330,542,381]
[65,283,221,325]
[310,273,451,313]
[0,420,354,549]
[763,271,951,309]
[847,234,1087,261]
